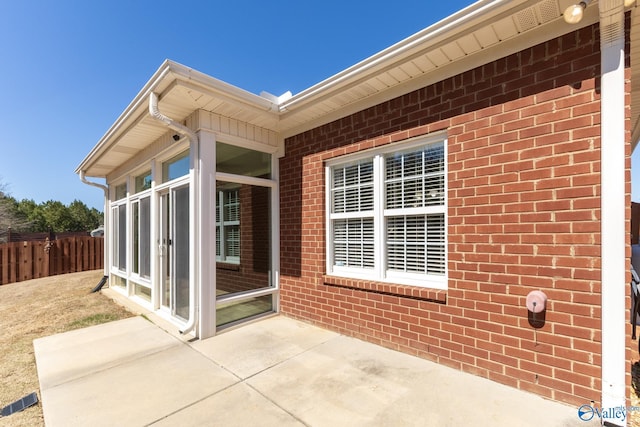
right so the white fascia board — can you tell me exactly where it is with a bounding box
[168,62,277,112]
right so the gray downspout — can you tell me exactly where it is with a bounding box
[149,92,199,335]
[79,171,109,291]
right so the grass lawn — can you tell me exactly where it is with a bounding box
[0,270,133,427]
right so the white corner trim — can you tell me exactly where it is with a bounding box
[599,0,627,423]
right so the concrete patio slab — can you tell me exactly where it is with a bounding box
[246,334,586,427]
[191,315,338,379]
[37,334,239,426]
[33,316,179,390]
[34,315,595,427]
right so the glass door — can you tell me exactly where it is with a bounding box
[173,185,190,320]
[159,192,170,310]
[158,185,190,320]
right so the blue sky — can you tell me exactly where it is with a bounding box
[0,0,477,211]
[0,1,638,211]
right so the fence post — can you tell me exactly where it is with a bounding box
[20,242,28,282]
[44,237,53,277]
[0,244,6,284]
[9,244,17,284]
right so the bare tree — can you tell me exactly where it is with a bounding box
[0,179,31,243]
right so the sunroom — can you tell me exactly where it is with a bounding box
[76,61,284,338]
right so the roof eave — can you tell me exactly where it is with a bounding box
[75,60,278,177]
[278,0,533,114]
[278,0,602,138]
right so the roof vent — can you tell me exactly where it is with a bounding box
[515,0,560,32]
[515,7,538,32]
[537,0,561,23]
[599,1,625,45]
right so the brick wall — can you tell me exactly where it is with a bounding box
[279,23,632,407]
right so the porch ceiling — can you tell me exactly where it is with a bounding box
[80,0,625,179]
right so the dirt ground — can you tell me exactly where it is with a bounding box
[0,270,133,427]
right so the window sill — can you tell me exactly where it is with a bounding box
[216,262,240,271]
[322,275,446,303]
[129,275,151,285]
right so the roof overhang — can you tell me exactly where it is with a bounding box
[75,61,280,177]
[80,0,635,178]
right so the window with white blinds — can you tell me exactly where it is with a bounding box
[216,188,240,263]
[326,137,446,289]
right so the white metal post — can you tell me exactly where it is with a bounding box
[150,159,159,310]
[599,0,627,423]
[198,130,217,338]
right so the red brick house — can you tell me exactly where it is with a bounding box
[77,0,637,421]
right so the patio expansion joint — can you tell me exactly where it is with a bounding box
[231,337,339,427]
[143,381,240,427]
[144,336,339,426]
[242,382,312,427]
[143,377,313,427]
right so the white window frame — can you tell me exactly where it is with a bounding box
[111,199,128,275]
[134,170,152,193]
[130,191,152,282]
[161,149,190,183]
[216,188,240,264]
[325,134,447,290]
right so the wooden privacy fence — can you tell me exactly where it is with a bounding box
[0,236,104,285]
